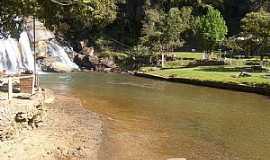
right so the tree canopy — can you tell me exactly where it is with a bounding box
[241,9,270,59]
[0,0,117,39]
[140,6,193,53]
[1,0,270,55]
[196,7,228,53]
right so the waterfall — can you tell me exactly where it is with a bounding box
[19,31,35,72]
[0,35,35,74]
[47,40,79,70]
[0,38,23,74]
[0,30,78,74]
[0,40,10,72]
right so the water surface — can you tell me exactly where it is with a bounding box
[41,72,270,160]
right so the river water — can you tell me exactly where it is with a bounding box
[41,72,270,160]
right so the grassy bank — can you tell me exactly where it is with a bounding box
[139,52,270,89]
[168,52,203,60]
[144,66,270,88]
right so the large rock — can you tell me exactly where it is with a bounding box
[40,57,74,73]
[74,54,99,70]
[36,41,48,58]
[73,42,118,72]
[101,57,117,68]
[0,90,47,141]
[48,62,74,73]
[80,41,95,56]
[24,17,55,42]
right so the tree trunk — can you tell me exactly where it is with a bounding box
[161,53,165,68]
[260,54,264,67]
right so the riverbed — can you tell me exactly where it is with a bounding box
[41,72,270,160]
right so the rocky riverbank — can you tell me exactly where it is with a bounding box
[0,90,103,160]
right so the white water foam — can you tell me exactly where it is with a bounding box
[0,31,78,74]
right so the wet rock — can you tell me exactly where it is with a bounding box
[74,54,99,70]
[73,53,119,72]
[40,57,74,73]
[36,41,48,58]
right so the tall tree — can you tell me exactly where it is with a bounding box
[241,9,270,61]
[141,7,192,52]
[196,6,228,56]
[140,6,193,67]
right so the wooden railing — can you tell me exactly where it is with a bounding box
[0,74,35,100]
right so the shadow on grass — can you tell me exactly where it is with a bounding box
[196,67,244,72]
[161,66,188,70]
[196,66,268,73]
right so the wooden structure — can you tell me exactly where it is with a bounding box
[19,76,35,94]
[1,74,35,100]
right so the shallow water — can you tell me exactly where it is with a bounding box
[41,72,270,160]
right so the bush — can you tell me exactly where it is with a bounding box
[245,60,261,66]
[187,60,225,67]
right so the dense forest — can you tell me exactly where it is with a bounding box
[1,0,270,59]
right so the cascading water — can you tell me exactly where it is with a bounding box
[0,38,23,74]
[0,20,79,74]
[19,31,35,72]
[47,40,79,70]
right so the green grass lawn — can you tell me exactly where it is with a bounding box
[164,52,204,68]
[146,66,270,87]
[164,60,192,68]
[164,52,270,69]
[138,51,270,87]
[167,52,203,60]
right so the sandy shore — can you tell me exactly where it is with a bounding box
[0,92,103,160]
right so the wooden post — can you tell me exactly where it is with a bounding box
[32,75,35,95]
[8,77,13,100]
[33,15,38,88]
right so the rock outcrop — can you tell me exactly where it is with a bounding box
[73,44,118,72]
[0,92,102,160]
[74,54,99,70]
[0,90,50,141]
[39,57,75,73]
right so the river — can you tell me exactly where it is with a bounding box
[41,72,270,160]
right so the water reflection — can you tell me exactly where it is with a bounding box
[41,72,270,160]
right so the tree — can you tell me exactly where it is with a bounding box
[196,6,228,57]
[140,7,192,67]
[0,0,117,39]
[140,7,193,52]
[140,8,163,53]
[223,36,243,54]
[161,7,193,52]
[241,9,270,61]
